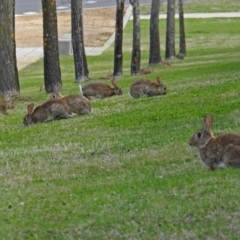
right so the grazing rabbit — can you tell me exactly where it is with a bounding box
[138,67,153,75]
[129,76,167,98]
[0,99,14,115]
[23,98,71,126]
[188,115,240,171]
[49,84,92,115]
[82,79,122,100]
[98,71,113,80]
[39,84,45,91]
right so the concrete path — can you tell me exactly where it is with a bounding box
[134,12,240,20]
[16,10,240,70]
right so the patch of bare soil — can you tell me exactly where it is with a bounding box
[15,7,117,48]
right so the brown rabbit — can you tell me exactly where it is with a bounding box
[138,67,153,75]
[129,76,167,98]
[0,99,14,115]
[82,79,122,100]
[49,84,92,115]
[23,98,71,126]
[188,115,240,171]
[39,84,45,91]
[98,71,113,80]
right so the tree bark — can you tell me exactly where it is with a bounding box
[113,0,125,78]
[178,0,186,58]
[149,0,162,65]
[129,0,141,75]
[0,0,20,97]
[71,0,89,82]
[165,0,176,60]
[42,0,61,93]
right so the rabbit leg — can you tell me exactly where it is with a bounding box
[79,103,92,115]
[0,106,8,115]
[51,104,71,120]
[223,145,240,168]
[72,99,91,115]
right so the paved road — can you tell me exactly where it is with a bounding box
[15,0,152,15]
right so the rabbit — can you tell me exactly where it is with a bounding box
[39,84,45,91]
[188,115,240,171]
[82,79,122,100]
[138,67,153,75]
[129,76,167,98]
[49,84,92,115]
[0,99,14,115]
[23,98,71,126]
[98,71,113,80]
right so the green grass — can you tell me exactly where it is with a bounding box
[1,4,240,240]
[140,0,240,14]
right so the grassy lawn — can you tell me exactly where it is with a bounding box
[141,0,240,14]
[1,2,240,239]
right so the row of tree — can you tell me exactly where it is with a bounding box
[129,0,186,75]
[0,0,186,97]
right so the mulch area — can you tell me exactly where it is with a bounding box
[15,8,117,48]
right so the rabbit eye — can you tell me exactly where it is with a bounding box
[197,132,202,138]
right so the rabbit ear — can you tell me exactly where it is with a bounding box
[204,115,213,131]
[27,103,34,114]
[79,84,83,95]
[4,91,11,100]
[54,83,62,93]
[53,85,58,94]
[156,77,161,84]
[57,83,62,92]
[111,79,117,87]
[53,83,63,97]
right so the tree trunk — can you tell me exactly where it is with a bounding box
[165,0,176,60]
[71,0,89,82]
[178,0,186,58]
[0,0,20,97]
[129,0,141,75]
[42,0,61,93]
[113,0,125,78]
[149,0,162,65]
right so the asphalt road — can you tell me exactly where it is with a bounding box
[15,0,152,15]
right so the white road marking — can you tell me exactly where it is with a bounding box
[84,1,97,4]
[22,12,39,15]
[57,6,69,10]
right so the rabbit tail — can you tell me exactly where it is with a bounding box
[128,92,134,99]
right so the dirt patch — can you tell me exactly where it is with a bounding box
[15,7,117,48]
